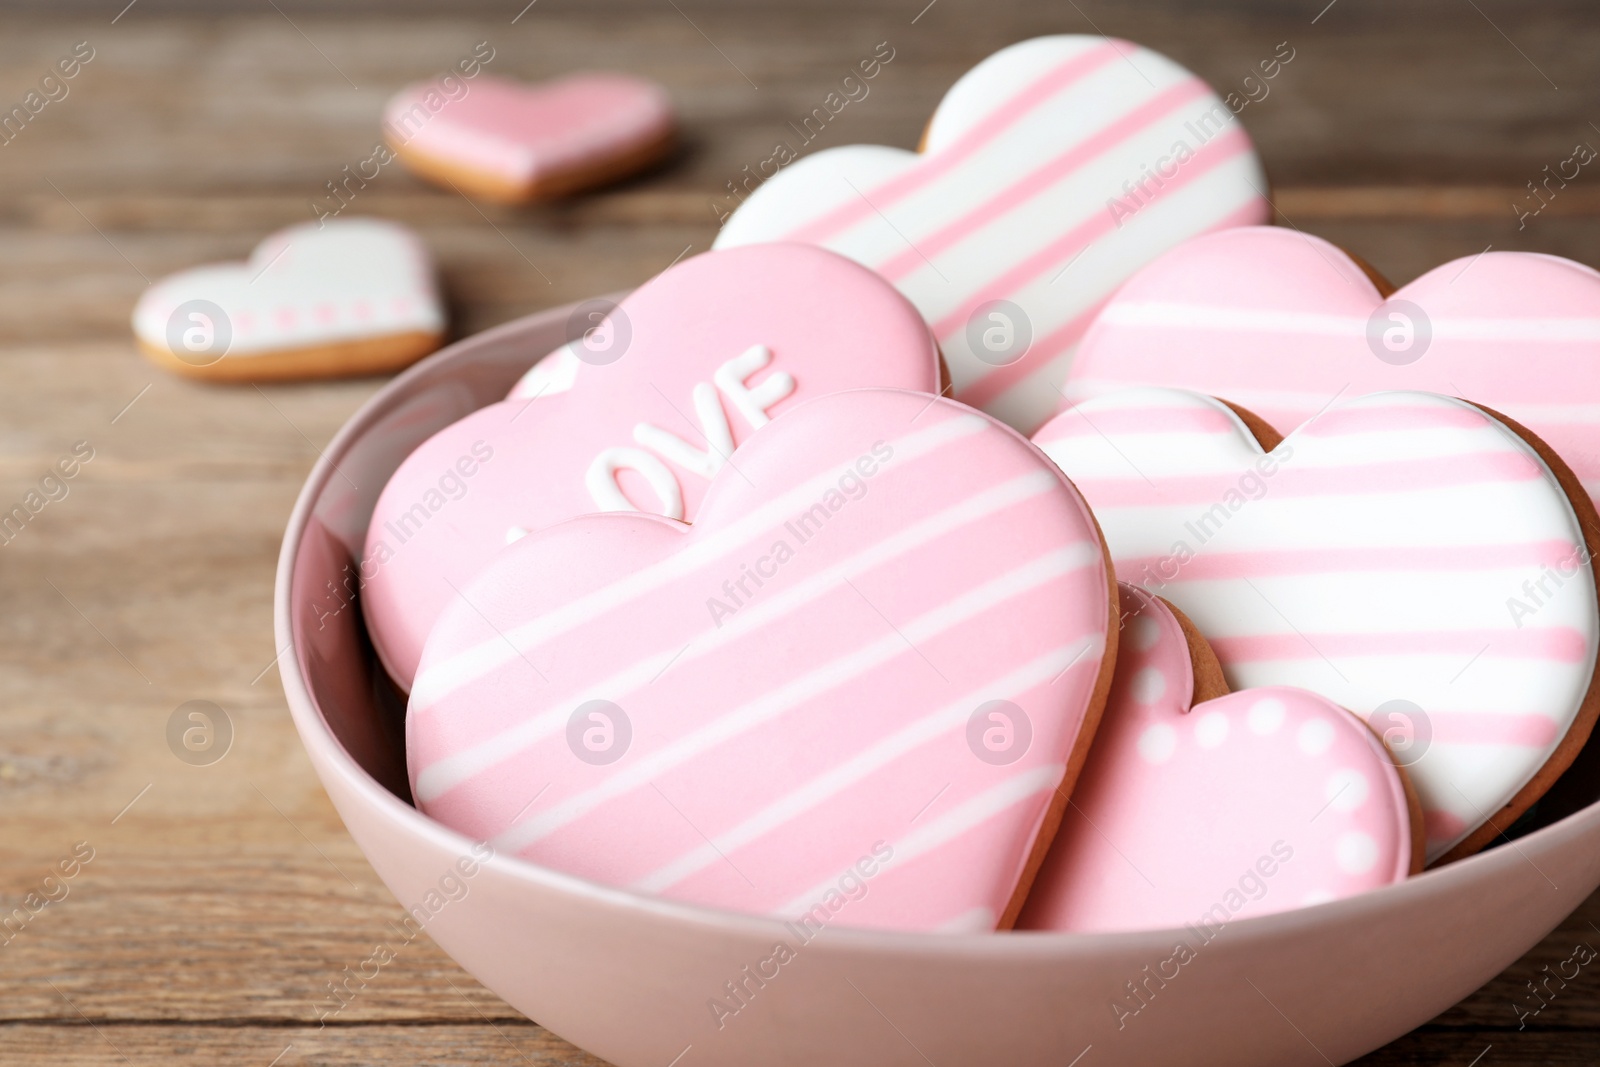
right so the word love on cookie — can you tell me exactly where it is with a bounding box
[362,243,941,688]
[715,34,1269,432]
[406,389,1116,932]
[1034,387,1600,864]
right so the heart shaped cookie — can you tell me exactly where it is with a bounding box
[132,218,445,381]
[385,72,675,202]
[713,35,1269,432]
[1064,226,1600,508]
[407,389,1116,932]
[1020,583,1418,934]
[362,243,943,689]
[1033,388,1600,863]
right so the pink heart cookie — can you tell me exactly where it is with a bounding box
[361,243,942,689]
[714,35,1269,432]
[132,218,444,381]
[1064,225,1600,510]
[385,72,674,202]
[1020,583,1418,935]
[406,389,1116,932]
[1033,387,1600,864]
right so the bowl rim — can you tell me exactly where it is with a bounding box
[274,300,1600,957]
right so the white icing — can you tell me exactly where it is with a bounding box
[1247,697,1286,735]
[1297,719,1335,757]
[1194,710,1229,749]
[1130,666,1166,705]
[1325,769,1369,813]
[713,344,795,429]
[1137,722,1177,764]
[632,383,736,480]
[1335,831,1379,875]
[585,447,685,520]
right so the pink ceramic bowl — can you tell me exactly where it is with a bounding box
[276,300,1600,1067]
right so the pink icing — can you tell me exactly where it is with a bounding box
[361,243,942,689]
[405,389,1113,933]
[714,35,1270,433]
[1064,225,1600,508]
[384,73,673,187]
[1020,584,1412,933]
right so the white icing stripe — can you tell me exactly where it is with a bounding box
[410,412,988,710]
[975,179,1270,431]
[489,548,1094,854]
[411,470,1064,802]
[775,763,1064,918]
[1100,301,1600,342]
[630,641,1096,893]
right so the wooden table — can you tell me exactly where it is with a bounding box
[3,1,1599,1062]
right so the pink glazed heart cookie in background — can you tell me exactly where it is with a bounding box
[1063,226,1600,509]
[385,72,675,202]
[132,218,445,382]
[1033,387,1600,865]
[406,389,1118,932]
[714,35,1271,432]
[1020,583,1419,935]
[361,243,943,690]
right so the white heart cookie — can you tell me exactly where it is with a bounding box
[1033,387,1600,863]
[132,218,445,381]
[714,35,1270,432]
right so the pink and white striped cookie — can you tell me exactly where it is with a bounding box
[1021,583,1418,934]
[361,243,942,689]
[407,388,1116,932]
[714,35,1269,433]
[132,218,444,381]
[1063,226,1600,511]
[1033,388,1600,864]
[385,72,674,202]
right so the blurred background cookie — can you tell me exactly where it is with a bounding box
[131,218,445,382]
[384,72,675,202]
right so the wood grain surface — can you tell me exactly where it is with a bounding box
[2,1,1599,1063]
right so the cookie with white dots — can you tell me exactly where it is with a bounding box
[1019,583,1421,933]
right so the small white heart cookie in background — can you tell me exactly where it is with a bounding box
[384,73,675,203]
[713,34,1270,433]
[1019,583,1420,934]
[132,217,446,382]
[1032,387,1600,865]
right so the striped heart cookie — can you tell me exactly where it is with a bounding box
[713,35,1269,433]
[407,389,1116,932]
[133,218,444,382]
[1033,388,1600,864]
[1021,583,1418,935]
[361,244,942,690]
[1063,226,1600,509]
